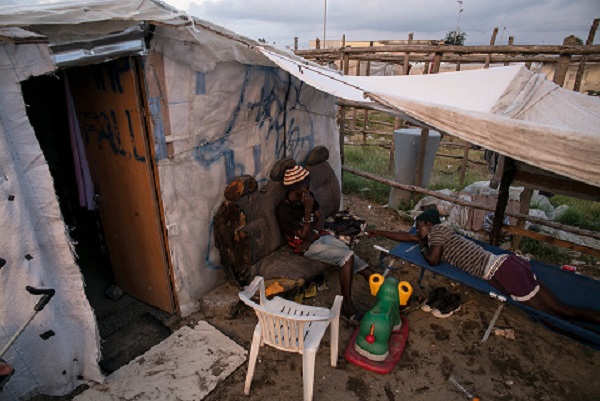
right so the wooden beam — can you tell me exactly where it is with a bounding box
[484,27,499,68]
[553,36,573,86]
[295,44,600,56]
[403,32,413,75]
[511,188,533,251]
[414,128,430,189]
[573,18,599,92]
[491,157,516,245]
[459,142,470,186]
[504,36,514,66]
[342,166,600,240]
[504,225,600,259]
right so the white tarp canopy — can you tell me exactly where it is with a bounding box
[259,48,600,188]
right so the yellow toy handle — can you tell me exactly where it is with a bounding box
[369,274,384,296]
[398,281,413,306]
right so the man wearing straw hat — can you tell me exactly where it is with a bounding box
[276,165,373,324]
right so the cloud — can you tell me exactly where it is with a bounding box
[186,0,599,47]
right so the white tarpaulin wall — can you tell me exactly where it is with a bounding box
[0,43,103,399]
[259,48,600,188]
[147,25,340,316]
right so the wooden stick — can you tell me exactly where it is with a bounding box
[295,44,600,56]
[294,37,298,51]
[341,166,600,241]
[414,128,430,190]
[339,106,346,164]
[553,36,574,87]
[504,226,600,258]
[504,36,514,66]
[484,27,499,68]
[491,157,515,245]
[403,33,413,75]
[459,142,470,186]
[511,188,533,251]
[573,18,599,92]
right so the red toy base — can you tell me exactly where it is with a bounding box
[344,316,409,374]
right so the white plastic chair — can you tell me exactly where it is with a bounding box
[238,276,342,401]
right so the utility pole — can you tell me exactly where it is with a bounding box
[454,0,463,44]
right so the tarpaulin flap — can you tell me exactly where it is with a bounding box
[258,46,600,188]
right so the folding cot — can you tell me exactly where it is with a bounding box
[378,238,600,349]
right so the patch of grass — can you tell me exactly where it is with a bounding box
[549,195,600,232]
[342,145,393,204]
[519,237,571,266]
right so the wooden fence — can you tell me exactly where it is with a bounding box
[293,20,600,256]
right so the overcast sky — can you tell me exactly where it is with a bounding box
[3,0,598,49]
[163,0,599,49]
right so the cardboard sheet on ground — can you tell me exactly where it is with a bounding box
[74,321,247,401]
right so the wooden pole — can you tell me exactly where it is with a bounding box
[390,118,401,173]
[403,32,413,75]
[459,142,470,187]
[342,166,600,241]
[573,18,599,92]
[504,36,514,66]
[484,27,499,68]
[315,37,320,50]
[294,37,298,51]
[356,60,361,76]
[414,128,430,189]
[339,106,346,164]
[296,43,600,56]
[339,34,346,72]
[490,157,516,245]
[362,109,369,145]
[431,52,442,74]
[511,188,533,251]
[343,52,350,75]
[553,36,575,87]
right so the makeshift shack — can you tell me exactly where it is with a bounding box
[1,0,599,399]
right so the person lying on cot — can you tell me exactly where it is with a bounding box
[276,165,373,324]
[369,209,600,325]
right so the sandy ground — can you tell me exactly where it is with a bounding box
[182,195,600,401]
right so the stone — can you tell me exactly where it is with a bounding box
[199,282,241,319]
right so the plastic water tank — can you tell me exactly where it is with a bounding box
[388,128,441,207]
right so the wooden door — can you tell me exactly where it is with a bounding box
[67,58,174,313]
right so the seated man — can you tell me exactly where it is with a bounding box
[276,165,372,323]
[370,209,600,325]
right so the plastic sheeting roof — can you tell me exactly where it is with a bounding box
[258,48,600,189]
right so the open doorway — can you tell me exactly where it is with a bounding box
[21,66,173,373]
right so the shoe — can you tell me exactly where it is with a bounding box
[431,294,461,318]
[421,287,448,312]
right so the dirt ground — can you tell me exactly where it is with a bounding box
[181,195,600,401]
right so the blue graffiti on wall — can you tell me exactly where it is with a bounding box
[79,109,146,162]
[198,66,318,271]
[89,59,131,94]
[194,66,315,184]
